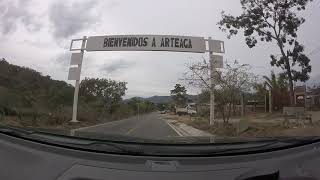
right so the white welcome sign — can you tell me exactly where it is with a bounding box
[86,35,207,53]
[68,34,225,123]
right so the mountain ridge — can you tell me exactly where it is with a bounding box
[127,94,198,104]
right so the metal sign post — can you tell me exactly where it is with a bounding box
[68,34,224,123]
[207,37,224,125]
[69,36,87,123]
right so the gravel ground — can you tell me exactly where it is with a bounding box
[162,112,320,138]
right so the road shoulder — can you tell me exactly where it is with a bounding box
[163,116,212,137]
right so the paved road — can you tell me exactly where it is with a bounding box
[73,112,179,140]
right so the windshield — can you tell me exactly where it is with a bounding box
[1,0,320,152]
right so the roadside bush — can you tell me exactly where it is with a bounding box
[77,104,102,123]
[20,117,38,127]
[78,110,101,123]
[110,103,135,120]
[191,117,210,131]
[211,123,237,137]
[45,112,70,126]
[0,112,4,121]
[45,115,66,126]
[0,106,18,116]
[197,108,210,118]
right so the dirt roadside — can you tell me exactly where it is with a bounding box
[161,112,320,138]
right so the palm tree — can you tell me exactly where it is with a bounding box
[257,71,290,111]
[263,71,288,91]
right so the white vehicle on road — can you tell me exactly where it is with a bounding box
[159,110,167,114]
[175,104,197,116]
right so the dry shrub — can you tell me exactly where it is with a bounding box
[44,107,72,126]
[209,123,237,137]
[77,110,101,123]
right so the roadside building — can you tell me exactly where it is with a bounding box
[294,86,306,106]
[294,85,320,109]
[306,87,320,109]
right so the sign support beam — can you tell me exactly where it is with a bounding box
[70,36,86,123]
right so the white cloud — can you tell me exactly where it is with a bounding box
[0,0,41,35]
[100,59,136,74]
[48,0,111,39]
[1,0,320,97]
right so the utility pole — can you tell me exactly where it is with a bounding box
[209,37,215,125]
[137,103,140,121]
[269,89,272,113]
[304,84,307,109]
[265,92,267,113]
[241,93,245,116]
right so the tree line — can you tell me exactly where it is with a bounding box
[174,0,314,125]
[0,58,156,127]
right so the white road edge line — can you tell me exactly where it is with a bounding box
[70,114,144,136]
[71,115,140,133]
[72,122,111,131]
[70,121,121,136]
[165,120,184,137]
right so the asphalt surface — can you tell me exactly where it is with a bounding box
[73,112,179,140]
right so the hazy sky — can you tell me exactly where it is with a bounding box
[1,0,320,98]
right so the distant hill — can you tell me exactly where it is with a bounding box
[127,95,198,104]
[145,96,172,104]
[125,96,172,104]
[0,58,74,113]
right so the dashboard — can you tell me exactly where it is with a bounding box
[0,133,320,180]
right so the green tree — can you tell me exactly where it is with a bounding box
[263,71,288,90]
[218,0,312,105]
[79,78,127,112]
[170,84,188,107]
[127,97,142,113]
[254,71,290,110]
[197,90,210,104]
[185,60,255,123]
[127,98,156,115]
